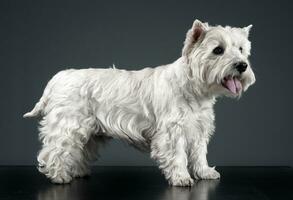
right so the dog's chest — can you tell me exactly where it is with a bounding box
[186,101,215,138]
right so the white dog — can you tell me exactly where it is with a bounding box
[24,20,255,186]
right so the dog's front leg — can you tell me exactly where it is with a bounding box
[189,136,220,180]
[151,125,194,187]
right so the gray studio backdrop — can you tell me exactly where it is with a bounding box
[1,0,292,166]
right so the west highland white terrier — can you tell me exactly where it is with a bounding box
[24,19,255,186]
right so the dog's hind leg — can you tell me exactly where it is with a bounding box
[76,134,110,178]
[37,108,99,184]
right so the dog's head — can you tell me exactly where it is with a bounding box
[182,19,256,98]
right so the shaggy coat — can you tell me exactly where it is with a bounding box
[24,20,255,186]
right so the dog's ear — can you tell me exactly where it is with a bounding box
[182,19,209,57]
[242,24,253,37]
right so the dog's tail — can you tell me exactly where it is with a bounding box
[23,97,46,118]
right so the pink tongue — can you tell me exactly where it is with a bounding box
[224,77,242,94]
[234,78,242,92]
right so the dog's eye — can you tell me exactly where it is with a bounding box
[239,47,243,53]
[213,46,224,55]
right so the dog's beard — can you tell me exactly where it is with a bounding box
[208,70,254,98]
[203,64,249,97]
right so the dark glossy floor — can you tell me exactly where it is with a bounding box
[0,166,292,200]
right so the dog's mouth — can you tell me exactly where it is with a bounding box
[221,76,242,94]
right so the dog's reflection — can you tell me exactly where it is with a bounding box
[37,179,88,200]
[38,179,219,200]
[160,180,219,200]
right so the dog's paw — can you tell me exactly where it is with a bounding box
[195,166,220,180]
[51,175,72,184]
[50,171,73,184]
[169,174,194,187]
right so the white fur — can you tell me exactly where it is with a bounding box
[24,20,255,186]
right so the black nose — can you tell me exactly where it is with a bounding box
[235,62,248,73]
